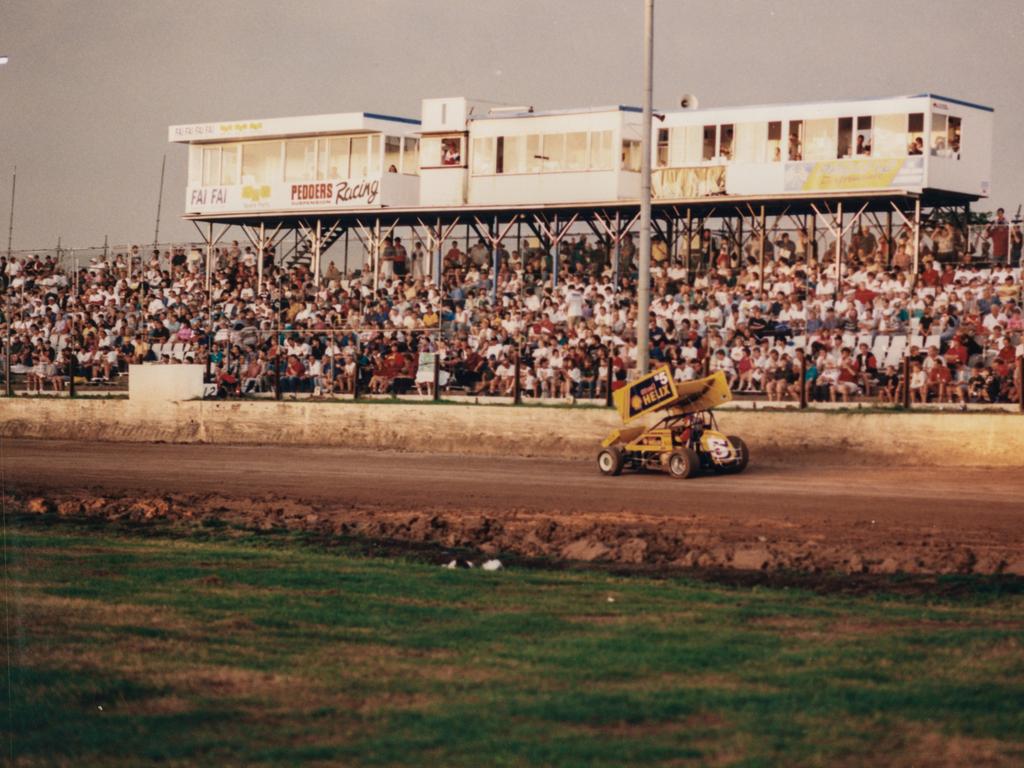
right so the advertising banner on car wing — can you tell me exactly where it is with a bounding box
[614,366,678,423]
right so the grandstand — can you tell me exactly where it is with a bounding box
[2,93,1020,408]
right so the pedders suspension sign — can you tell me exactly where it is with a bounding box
[290,179,380,207]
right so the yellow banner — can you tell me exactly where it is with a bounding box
[786,157,917,192]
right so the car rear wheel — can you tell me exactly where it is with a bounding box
[597,447,624,476]
[668,448,700,479]
[724,436,749,473]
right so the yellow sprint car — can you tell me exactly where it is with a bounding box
[597,367,749,479]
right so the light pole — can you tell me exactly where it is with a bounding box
[636,0,654,374]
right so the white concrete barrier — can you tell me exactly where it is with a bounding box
[1,398,1023,467]
[128,364,204,402]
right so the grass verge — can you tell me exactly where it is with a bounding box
[4,514,1024,767]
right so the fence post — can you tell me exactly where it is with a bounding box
[68,349,76,398]
[352,345,361,400]
[513,346,522,405]
[799,352,807,409]
[1018,356,1023,413]
[605,355,614,407]
[432,347,441,402]
[902,355,911,410]
[274,334,282,401]
[4,337,10,397]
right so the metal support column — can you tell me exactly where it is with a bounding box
[490,215,499,304]
[684,208,692,283]
[636,0,654,374]
[834,201,843,296]
[911,199,922,288]
[613,210,622,285]
[551,213,560,289]
[313,218,322,288]
[758,205,766,297]
[886,210,893,267]
[257,221,265,293]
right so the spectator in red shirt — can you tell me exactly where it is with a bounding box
[928,358,952,402]
[986,209,1009,264]
[920,262,941,288]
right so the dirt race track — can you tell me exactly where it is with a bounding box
[4,438,1024,576]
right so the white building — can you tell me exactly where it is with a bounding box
[169,111,422,216]
[170,93,992,217]
[653,93,992,202]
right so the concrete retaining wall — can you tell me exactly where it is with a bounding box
[1,398,1022,466]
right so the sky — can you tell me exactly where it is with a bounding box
[1,0,1022,250]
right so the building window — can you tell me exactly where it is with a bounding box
[702,125,716,161]
[542,134,565,171]
[908,113,924,155]
[719,124,734,160]
[441,137,462,166]
[767,121,782,162]
[872,114,909,157]
[502,135,524,173]
[566,132,587,170]
[384,136,401,173]
[471,136,496,175]
[285,139,316,181]
[526,134,543,173]
[327,137,350,179]
[656,128,669,168]
[241,141,281,185]
[369,135,381,175]
[622,139,641,171]
[788,120,803,160]
[837,116,853,158]
[202,146,220,186]
[188,146,203,185]
[804,119,836,162]
[350,136,369,177]
[856,116,872,156]
[590,130,613,170]
[221,145,239,184]
[947,116,961,158]
[402,137,419,175]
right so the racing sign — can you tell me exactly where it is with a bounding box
[614,366,678,423]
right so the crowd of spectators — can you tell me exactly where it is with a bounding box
[1,208,1022,406]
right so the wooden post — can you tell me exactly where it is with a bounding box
[435,216,444,288]
[1018,357,1024,413]
[352,343,361,400]
[433,342,441,402]
[274,335,282,401]
[605,355,614,407]
[799,351,807,409]
[902,354,911,409]
[513,346,522,405]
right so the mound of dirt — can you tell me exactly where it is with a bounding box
[15,490,1024,578]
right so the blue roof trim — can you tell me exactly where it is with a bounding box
[913,94,994,113]
[364,112,421,125]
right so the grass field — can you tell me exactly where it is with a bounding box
[4,514,1024,767]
